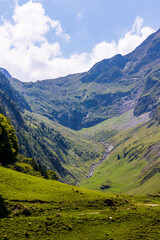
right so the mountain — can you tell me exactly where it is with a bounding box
[0,72,103,184]
[10,28,160,130]
[1,29,160,191]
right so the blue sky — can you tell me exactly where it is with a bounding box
[0,0,159,81]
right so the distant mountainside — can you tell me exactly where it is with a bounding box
[0,72,30,127]
[10,28,160,130]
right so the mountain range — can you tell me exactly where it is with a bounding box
[10,28,160,130]
[0,28,160,193]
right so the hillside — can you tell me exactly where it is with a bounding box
[0,73,103,184]
[0,166,160,239]
[10,29,160,130]
[80,110,160,195]
[19,111,103,184]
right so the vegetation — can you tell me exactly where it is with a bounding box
[80,113,160,195]
[0,114,19,166]
[0,113,58,180]
[16,112,103,184]
[10,154,58,180]
[0,166,160,239]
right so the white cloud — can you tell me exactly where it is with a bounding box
[0,1,155,82]
[117,16,154,55]
[51,20,70,41]
[90,41,117,64]
[0,0,70,81]
[132,16,144,33]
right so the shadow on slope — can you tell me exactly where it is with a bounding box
[0,195,9,218]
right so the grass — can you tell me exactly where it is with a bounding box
[80,114,160,195]
[0,166,160,239]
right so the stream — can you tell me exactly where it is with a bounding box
[87,142,114,178]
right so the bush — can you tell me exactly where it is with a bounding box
[10,154,59,180]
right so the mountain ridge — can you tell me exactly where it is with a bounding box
[9,28,160,130]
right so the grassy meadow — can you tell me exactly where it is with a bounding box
[0,165,160,240]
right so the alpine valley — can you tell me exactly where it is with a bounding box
[0,28,160,240]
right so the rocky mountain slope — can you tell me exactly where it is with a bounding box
[0,72,30,127]
[10,28,160,130]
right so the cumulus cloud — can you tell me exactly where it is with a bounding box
[0,1,155,82]
[87,16,155,68]
[90,41,117,64]
[0,0,70,81]
[117,16,155,55]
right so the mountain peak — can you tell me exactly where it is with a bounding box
[0,68,12,79]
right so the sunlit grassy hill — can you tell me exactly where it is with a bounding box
[0,166,160,239]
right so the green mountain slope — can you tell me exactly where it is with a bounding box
[18,111,103,184]
[0,166,160,239]
[80,112,160,195]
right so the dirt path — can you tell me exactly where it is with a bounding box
[138,203,160,207]
[79,211,100,215]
